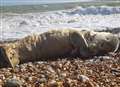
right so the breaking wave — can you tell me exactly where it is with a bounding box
[1,6,120,41]
[68,6,120,15]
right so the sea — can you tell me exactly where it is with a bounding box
[0,1,120,41]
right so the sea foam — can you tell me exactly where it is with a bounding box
[1,6,120,41]
[68,6,120,15]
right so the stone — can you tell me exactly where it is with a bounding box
[4,78,22,87]
[39,78,47,83]
[77,75,90,82]
[48,80,58,87]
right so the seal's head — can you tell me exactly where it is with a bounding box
[85,31,119,56]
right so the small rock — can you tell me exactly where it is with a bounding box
[4,78,22,87]
[39,78,47,83]
[0,79,3,85]
[111,68,120,73]
[100,56,111,60]
[28,77,33,81]
[61,72,67,77]
[48,80,58,87]
[0,74,5,80]
[85,81,95,87]
[77,75,89,82]
[27,62,33,67]
[63,78,71,87]
[47,65,55,73]
[111,68,120,76]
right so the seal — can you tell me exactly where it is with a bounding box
[0,29,119,68]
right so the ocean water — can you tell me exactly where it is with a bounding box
[1,1,120,13]
[1,0,94,6]
[0,1,120,41]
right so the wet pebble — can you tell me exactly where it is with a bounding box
[4,78,22,87]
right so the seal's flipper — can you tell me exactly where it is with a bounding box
[70,31,89,57]
[113,36,120,52]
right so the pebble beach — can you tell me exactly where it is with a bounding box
[0,52,120,87]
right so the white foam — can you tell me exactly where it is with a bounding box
[1,6,120,41]
[68,6,120,15]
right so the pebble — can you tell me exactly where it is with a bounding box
[48,80,58,87]
[61,72,67,77]
[4,78,22,87]
[47,65,55,73]
[78,75,90,82]
[39,78,47,83]
[0,79,3,85]
[111,68,120,76]
[28,77,33,81]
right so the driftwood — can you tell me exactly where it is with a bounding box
[0,29,119,68]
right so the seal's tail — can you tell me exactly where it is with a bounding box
[0,45,20,68]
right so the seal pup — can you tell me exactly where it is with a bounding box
[0,29,119,68]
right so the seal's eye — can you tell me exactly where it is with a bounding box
[106,37,110,40]
[100,43,104,48]
[99,42,108,50]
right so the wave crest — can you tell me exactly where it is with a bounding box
[68,6,120,15]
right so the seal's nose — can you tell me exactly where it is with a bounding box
[107,35,120,52]
[99,34,120,53]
